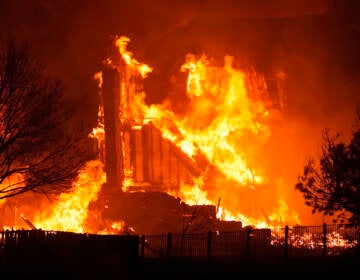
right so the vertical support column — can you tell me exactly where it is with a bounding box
[207,230,212,263]
[166,232,172,258]
[140,234,145,259]
[284,225,289,265]
[142,125,151,182]
[246,227,251,269]
[133,128,144,182]
[102,67,124,191]
[357,230,360,256]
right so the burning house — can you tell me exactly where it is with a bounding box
[1,4,359,262]
[89,36,286,235]
[94,36,225,234]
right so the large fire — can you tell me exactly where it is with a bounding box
[112,36,301,228]
[0,35,335,235]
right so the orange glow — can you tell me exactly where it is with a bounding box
[0,173,25,201]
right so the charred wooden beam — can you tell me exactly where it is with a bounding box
[102,66,124,191]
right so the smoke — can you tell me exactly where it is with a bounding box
[2,0,356,124]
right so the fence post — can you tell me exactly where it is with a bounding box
[166,232,172,258]
[140,234,145,259]
[246,227,251,261]
[323,223,327,257]
[284,225,289,264]
[207,230,212,263]
[357,230,360,257]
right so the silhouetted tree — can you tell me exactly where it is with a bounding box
[0,40,95,199]
[296,118,360,224]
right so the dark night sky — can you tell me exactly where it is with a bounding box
[0,0,360,136]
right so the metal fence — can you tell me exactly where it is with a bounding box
[139,223,360,260]
[0,223,358,262]
[0,229,139,265]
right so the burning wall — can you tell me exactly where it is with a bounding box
[100,62,204,193]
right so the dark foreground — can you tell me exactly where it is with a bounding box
[0,231,359,279]
[1,255,359,279]
[138,256,360,279]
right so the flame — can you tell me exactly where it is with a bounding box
[169,176,209,205]
[32,160,105,232]
[115,36,153,78]
[136,53,278,226]
[93,71,103,88]
[145,54,270,186]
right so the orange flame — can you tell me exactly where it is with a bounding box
[33,160,106,233]
[115,36,153,78]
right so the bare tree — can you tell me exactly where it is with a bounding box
[0,40,95,199]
